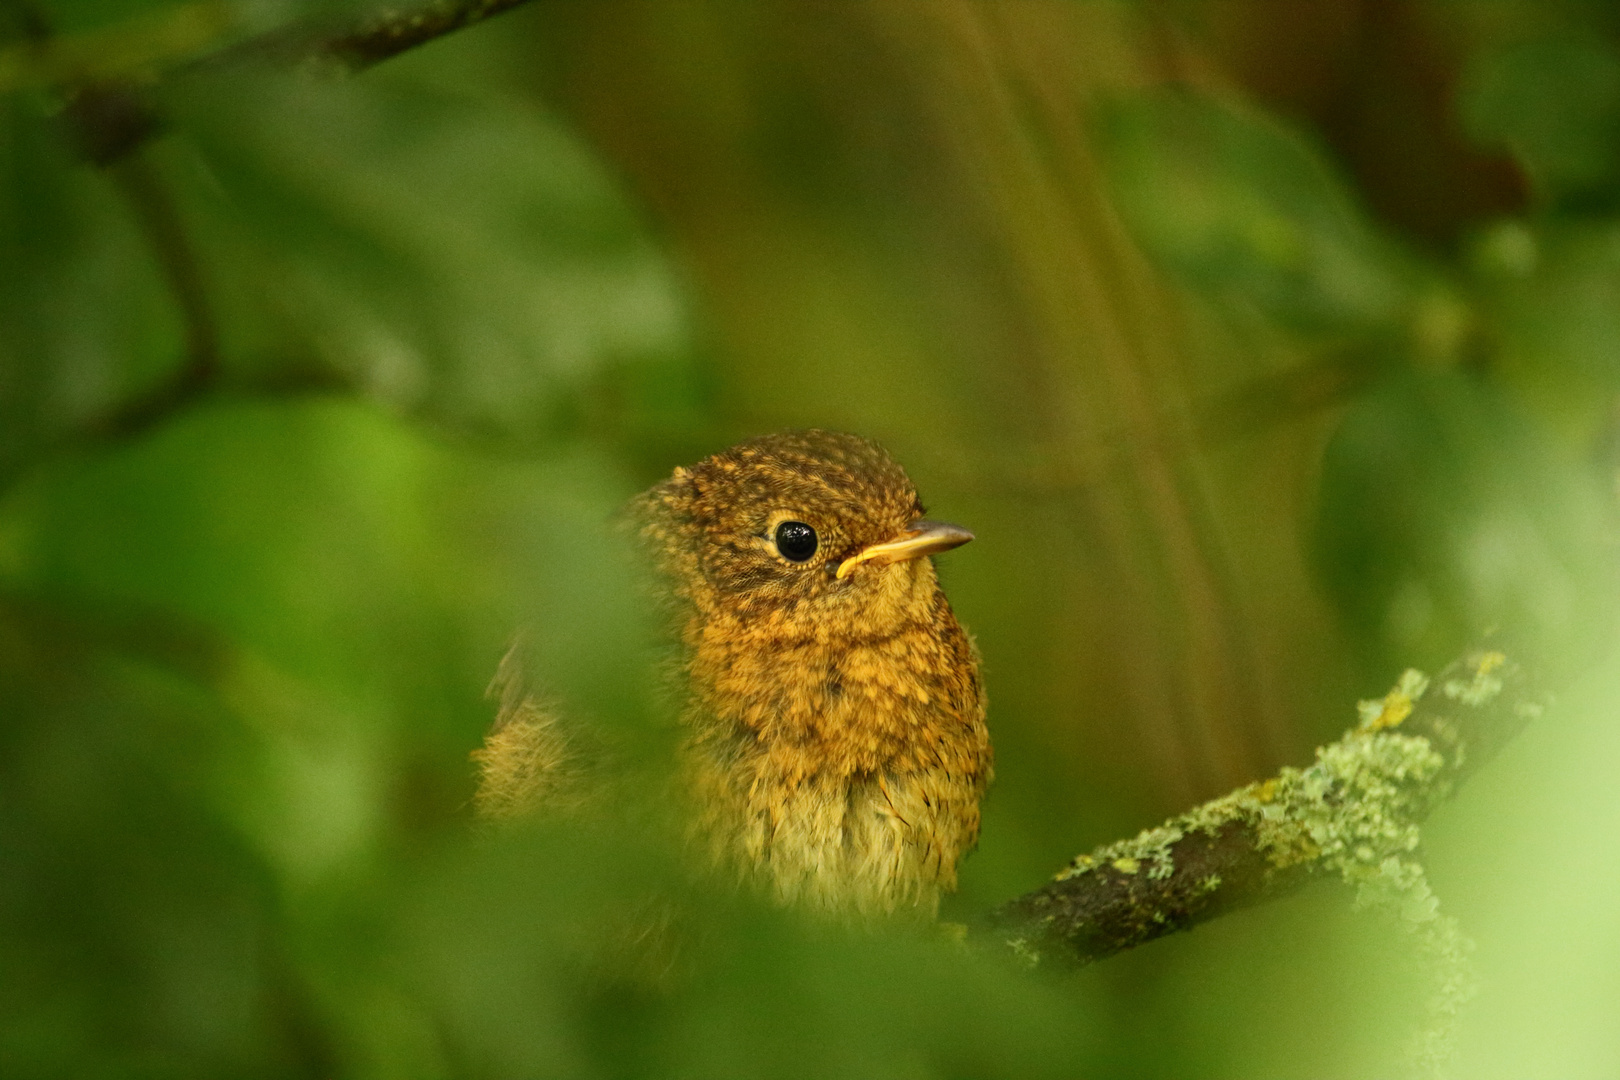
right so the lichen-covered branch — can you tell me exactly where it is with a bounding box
[979,647,1547,968]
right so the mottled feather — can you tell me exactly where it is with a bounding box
[634,430,991,916]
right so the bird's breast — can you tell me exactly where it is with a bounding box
[693,616,982,778]
[680,588,990,915]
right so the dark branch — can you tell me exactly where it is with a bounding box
[190,0,540,77]
[100,152,221,433]
[977,647,1548,967]
[306,0,537,72]
[22,3,223,442]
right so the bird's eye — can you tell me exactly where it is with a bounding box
[773,520,818,563]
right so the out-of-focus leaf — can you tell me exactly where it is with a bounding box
[156,53,695,441]
[25,0,357,42]
[1313,370,1616,678]
[0,599,302,1079]
[0,89,182,475]
[0,394,655,786]
[1460,31,1620,212]
[0,3,235,92]
[1439,648,1620,1079]
[399,821,1108,1080]
[1096,91,1420,337]
[29,0,202,38]
[1471,217,1620,449]
[0,396,670,1073]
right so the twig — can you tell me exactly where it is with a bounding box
[184,0,539,77]
[978,646,1548,967]
[14,1,222,443]
[290,0,536,73]
[101,151,221,432]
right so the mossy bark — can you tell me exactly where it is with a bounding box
[980,647,1547,967]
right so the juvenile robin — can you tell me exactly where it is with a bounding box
[475,430,991,918]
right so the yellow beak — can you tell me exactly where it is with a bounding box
[835,519,975,579]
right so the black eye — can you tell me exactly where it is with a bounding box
[773,520,818,562]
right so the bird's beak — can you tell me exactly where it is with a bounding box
[835,519,975,579]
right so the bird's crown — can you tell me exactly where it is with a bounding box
[633,430,929,619]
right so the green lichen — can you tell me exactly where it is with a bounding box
[1005,934,1042,969]
[1441,650,1505,707]
[1270,729,1444,876]
[1043,657,1509,1075]
[1356,667,1431,731]
[1072,663,1479,1074]
[1249,664,1476,1079]
[1056,821,1184,883]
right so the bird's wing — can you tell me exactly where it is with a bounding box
[471,639,582,819]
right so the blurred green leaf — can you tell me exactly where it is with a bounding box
[24,0,359,42]
[157,55,695,441]
[0,600,299,1078]
[0,89,182,475]
[0,584,1111,1080]
[1096,90,1420,337]
[1437,650,1620,1079]
[1313,370,1616,678]
[1471,217,1620,448]
[0,396,672,1075]
[1460,31,1620,212]
[0,3,235,92]
[0,395,655,768]
[399,821,1108,1080]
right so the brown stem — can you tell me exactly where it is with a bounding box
[96,151,221,436]
[308,0,538,71]
[30,8,222,440]
[190,0,540,77]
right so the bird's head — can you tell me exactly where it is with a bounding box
[633,430,973,642]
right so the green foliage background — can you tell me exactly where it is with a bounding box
[4,1,1620,1077]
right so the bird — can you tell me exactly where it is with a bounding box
[474,429,991,918]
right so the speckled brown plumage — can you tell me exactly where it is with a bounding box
[634,430,991,917]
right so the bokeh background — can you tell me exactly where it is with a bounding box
[5,0,1620,1076]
